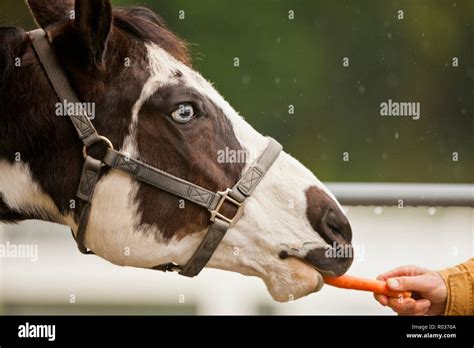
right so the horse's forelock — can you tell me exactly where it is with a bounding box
[112,7,191,67]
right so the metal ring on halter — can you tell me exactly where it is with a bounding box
[82,135,114,160]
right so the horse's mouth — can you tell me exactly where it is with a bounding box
[280,256,326,295]
[279,242,354,278]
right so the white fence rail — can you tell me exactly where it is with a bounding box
[326,183,473,207]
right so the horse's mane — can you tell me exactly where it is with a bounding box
[113,6,191,66]
[0,28,16,100]
[0,47,11,96]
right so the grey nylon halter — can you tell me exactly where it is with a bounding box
[28,29,282,277]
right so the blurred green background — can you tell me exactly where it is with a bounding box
[1,0,472,183]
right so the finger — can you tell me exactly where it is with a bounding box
[398,299,431,316]
[386,297,430,315]
[386,297,417,314]
[411,303,431,316]
[377,265,428,281]
[387,275,433,293]
[374,293,388,306]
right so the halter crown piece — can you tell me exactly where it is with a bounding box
[28,29,282,277]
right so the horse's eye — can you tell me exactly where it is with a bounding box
[171,103,196,123]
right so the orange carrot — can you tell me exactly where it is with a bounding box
[324,274,412,298]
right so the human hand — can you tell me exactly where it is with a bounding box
[374,265,447,316]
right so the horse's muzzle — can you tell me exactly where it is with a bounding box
[303,244,354,277]
[279,242,354,277]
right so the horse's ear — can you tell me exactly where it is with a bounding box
[26,0,74,28]
[74,0,112,67]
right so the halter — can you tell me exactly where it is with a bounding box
[28,29,282,277]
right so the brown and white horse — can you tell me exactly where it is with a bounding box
[0,0,353,301]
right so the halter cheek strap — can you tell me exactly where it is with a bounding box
[28,29,282,277]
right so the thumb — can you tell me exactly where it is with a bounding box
[387,275,432,293]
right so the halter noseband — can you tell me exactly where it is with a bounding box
[28,29,282,277]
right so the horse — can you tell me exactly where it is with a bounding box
[0,0,353,302]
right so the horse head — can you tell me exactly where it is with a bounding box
[0,0,353,301]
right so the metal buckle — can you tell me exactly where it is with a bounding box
[209,188,244,225]
[82,135,114,159]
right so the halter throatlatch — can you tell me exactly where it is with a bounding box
[28,29,282,277]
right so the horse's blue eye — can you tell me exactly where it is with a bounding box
[172,103,196,123]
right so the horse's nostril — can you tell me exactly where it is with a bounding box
[305,185,353,245]
[329,223,341,236]
[322,208,352,245]
[327,213,341,231]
